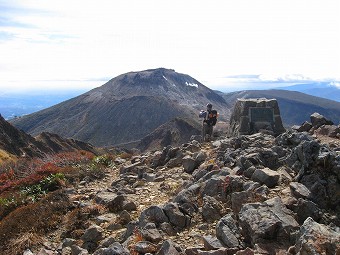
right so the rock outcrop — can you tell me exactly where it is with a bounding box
[228,98,285,137]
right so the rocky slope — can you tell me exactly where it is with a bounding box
[136,117,201,152]
[2,115,339,255]
[10,68,230,147]
[0,114,96,160]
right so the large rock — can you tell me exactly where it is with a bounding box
[231,185,268,214]
[156,240,180,255]
[139,205,169,228]
[251,168,280,188]
[228,98,285,137]
[163,202,190,229]
[81,225,104,243]
[310,112,334,129]
[238,197,299,245]
[201,196,223,222]
[94,192,126,212]
[300,174,329,209]
[295,217,340,255]
[92,242,130,255]
[81,225,105,252]
[134,241,158,254]
[200,176,227,198]
[202,235,225,250]
[182,155,197,174]
[293,198,322,224]
[216,213,242,248]
[289,182,311,199]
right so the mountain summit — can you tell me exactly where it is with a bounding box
[11,68,229,147]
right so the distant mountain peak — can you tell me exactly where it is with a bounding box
[11,68,229,147]
[111,68,200,90]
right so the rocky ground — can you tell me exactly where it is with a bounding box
[11,115,340,255]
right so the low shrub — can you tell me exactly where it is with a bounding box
[0,190,71,254]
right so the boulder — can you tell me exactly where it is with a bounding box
[173,184,200,216]
[289,182,311,199]
[156,240,180,255]
[71,245,89,255]
[231,186,268,214]
[200,176,227,198]
[275,130,314,147]
[216,213,242,248]
[202,235,225,250]
[314,124,340,137]
[295,217,340,255]
[201,196,223,222]
[231,191,251,214]
[293,198,322,224]
[95,192,126,213]
[163,202,190,229]
[310,112,333,129]
[134,241,158,253]
[81,225,104,243]
[61,238,76,249]
[95,213,117,225]
[239,197,299,245]
[141,227,163,243]
[36,248,57,255]
[300,174,329,209]
[195,151,207,164]
[251,168,280,188]
[182,155,197,174]
[285,140,320,174]
[259,149,279,169]
[297,121,313,132]
[92,242,130,255]
[139,205,169,228]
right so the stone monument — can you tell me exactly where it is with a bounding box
[228,98,285,137]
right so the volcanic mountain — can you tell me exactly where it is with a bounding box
[11,68,230,147]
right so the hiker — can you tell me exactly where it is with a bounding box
[199,103,218,142]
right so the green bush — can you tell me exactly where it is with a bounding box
[21,173,65,202]
[92,155,113,167]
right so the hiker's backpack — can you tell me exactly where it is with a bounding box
[206,110,218,126]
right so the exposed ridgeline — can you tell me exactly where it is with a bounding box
[2,114,339,254]
[10,68,230,147]
[0,114,96,160]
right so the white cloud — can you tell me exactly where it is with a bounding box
[0,0,339,91]
[330,82,340,88]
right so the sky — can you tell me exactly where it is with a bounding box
[0,0,339,93]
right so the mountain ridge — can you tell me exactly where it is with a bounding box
[222,89,340,126]
[0,114,96,161]
[10,68,230,147]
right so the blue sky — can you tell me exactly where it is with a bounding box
[0,0,339,92]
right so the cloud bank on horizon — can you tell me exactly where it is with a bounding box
[0,0,339,92]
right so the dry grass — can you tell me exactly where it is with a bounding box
[62,204,107,240]
[0,149,16,165]
[5,232,45,255]
[0,190,71,254]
